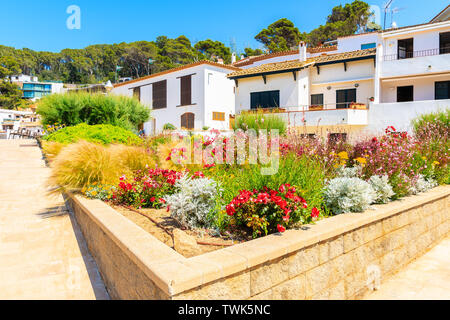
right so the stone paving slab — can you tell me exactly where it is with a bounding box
[364,235,450,300]
[0,140,109,300]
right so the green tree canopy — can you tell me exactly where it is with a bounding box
[307,0,373,46]
[194,40,231,64]
[255,18,305,53]
[243,47,264,57]
[0,81,22,110]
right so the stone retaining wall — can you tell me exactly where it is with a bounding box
[66,186,450,300]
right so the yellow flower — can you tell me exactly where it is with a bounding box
[91,191,98,196]
[433,161,440,166]
[355,157,367,165]
[338,151,349,160]
[422,156,427,161]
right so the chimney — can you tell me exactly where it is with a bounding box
[240,54,245,60]
[299,41,307,62]
[231,52,237,64]
[217,58,224,64]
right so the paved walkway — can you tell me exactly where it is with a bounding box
[364,236,450,300]
[0,139,109,300]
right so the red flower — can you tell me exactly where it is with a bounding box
[193,171,205,178]
[226,204,236,216]
[277,224,286,233]
[159,198,166,204]
[312,207,320,219]
[150,197,156,202]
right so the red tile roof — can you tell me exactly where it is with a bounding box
[113,61,241,88]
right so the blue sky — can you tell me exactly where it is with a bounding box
[0,0,448,52]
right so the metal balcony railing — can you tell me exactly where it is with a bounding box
[241,103,368,115]
[384,46,450,61]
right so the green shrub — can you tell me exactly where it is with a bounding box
[233,111,287,134]
[37,92,150,131]
[43,123,142,145]
[208,153,327,217]
[411,110,449,184]
[163,123,176,130]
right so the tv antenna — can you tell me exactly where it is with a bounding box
[390,7,406,28]
[383,0,394,30]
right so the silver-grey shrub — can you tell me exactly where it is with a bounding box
[324,177,376,214]
[369,175,395,204]
[410,175,438,195]
[164,175,220,229]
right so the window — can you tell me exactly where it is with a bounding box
[361,43,376,50]
[181,112,195,130]
[152,80,167,109]
[439,32,450,55]
[250,90,280,109]
[336,89,356,109]
[311,94,324,106]
[329,133,348,144]
[213,112,225,121]
[133,87,140,101]
[435,81,450,100]
[397,86,414,102]
[180,75,192,106]
[398,38,414,59]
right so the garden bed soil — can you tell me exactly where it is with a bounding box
[111,205,247,257]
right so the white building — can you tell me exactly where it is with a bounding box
[11,75,65,101]
[228,6,450,137]
[228,43,376,136]
[111,61,239,134]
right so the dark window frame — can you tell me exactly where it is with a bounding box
[179,75,193,106]
[152,80,167,110]
[398,38,414,59]
[250,90,280,109]
[336,89,357,109]
[435,81,450,100]
[311,93,324,106]
[439,32,450,55]
[397,85,414,102]
[181,112,195,130]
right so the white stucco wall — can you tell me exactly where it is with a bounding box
[310,59,375,108]
[380,73,450,103]
[367,99,450,133]
[111,64,235,133]
[380,22,450,78]
[337,33,379,53]
[235,73,299,113]
[203,67,236,130]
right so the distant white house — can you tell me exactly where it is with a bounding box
[10,75,65,101]
[111,61,239,134]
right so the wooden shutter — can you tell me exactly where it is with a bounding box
[152,80,167,109]
[213,112,225,121]
[181,113,194,130]
[180,75,192,106]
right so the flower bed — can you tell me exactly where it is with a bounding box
[66,185,450,300]
[56,110,449,299]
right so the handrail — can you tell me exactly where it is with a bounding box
[241,103,368,114]
[384,46,450,61]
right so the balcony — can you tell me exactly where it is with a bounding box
[383,47,450,61]
[381,47,450,78]
[241,104,369,128]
